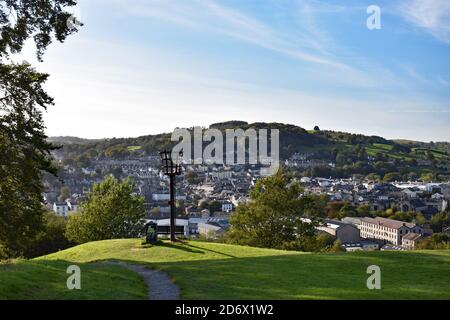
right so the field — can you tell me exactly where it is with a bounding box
[1,239,449,300]
[0,259,146,300]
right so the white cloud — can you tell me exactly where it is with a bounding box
[109,0,346,68]
[401,0,450,44]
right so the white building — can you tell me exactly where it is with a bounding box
[52,202,69,217]
[153,218,190,237]
[402,233,422,249]
[221,201,234,213]
[360,217,423,246]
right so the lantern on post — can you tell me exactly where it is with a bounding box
[159,150,183,242]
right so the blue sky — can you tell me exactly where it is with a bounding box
[21,0,450,141]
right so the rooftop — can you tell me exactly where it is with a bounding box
[362,217,416,229]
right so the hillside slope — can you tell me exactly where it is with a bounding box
[37,239,450,300]
[0,259,146,300]
[51,121,450,179]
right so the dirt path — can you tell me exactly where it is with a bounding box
[106,261,180,300]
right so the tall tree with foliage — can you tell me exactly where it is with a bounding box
[66,176,146,244]
[226,170,318,251]
[0,0,80,258]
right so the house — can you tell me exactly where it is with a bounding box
[402,233,422,249]
[360,217,423,246]
[52,202,69,217]
[220,200,234,213]
[316,219,361,244]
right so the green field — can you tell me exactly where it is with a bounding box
[0,258,146,300]
[127,145,142,151]
[1,239,449,300]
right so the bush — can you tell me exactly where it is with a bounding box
[26,212,73,258]
[66,176,146,244]
[416,233,450,250]
[226,170,318,250]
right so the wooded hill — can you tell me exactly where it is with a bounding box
[49,121,450,180]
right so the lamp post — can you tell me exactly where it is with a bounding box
[159,150,183,242]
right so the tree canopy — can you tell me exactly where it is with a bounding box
[65,176,146,244]
[226,170,319,251]
[0,0,80,258]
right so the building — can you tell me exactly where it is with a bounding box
[197,222,226,239]
[341,240,379,252]
[53,202,69,216]
[152,218,190,237]
[360,217,423,245]
[220,201,234,213]
[66,199,78,212]
[316,219,361,244]
[402,233,422,249]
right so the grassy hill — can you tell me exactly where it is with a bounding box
[0,258,146,300]
[1,239,449,300]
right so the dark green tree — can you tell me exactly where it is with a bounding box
[226,170,318,250]
[0,0,81,257]
[27,211,72,257]
[65,176,146,244]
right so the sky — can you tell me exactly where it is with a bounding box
[18,0,450,141]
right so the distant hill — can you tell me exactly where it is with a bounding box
[48,121,449,179]
[48,136,102,145]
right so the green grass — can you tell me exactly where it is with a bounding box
[127,145,142,151]
[372,143,394,151]
[0,258,146,300]
[25,239,450,300]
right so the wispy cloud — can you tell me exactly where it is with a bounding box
[110,0,347,68]
[438,76,450,86]
[400,64,431,84]
[400,0,450,44]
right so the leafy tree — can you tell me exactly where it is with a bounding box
[0,1,80,258]
[416,233,450,250]
[27,211,72,257]
[209,200,222,214]
[185,170,201,184]
[383,172,401,182]
[302,194,328,218]
[325,201,346,219]
[338,203,358,219]
[58,186,70,202]
[430,212,450,233]
[330,240,345,252]
[176,200,186,216]
[66,176,146,244]
[356,205,372,217]
[226,170,318,251]
[199,200,209,210]
[420,172,438,183]
[366,173,381,182]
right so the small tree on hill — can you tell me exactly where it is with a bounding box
[226,170,318,250]
[66,176,146,244]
